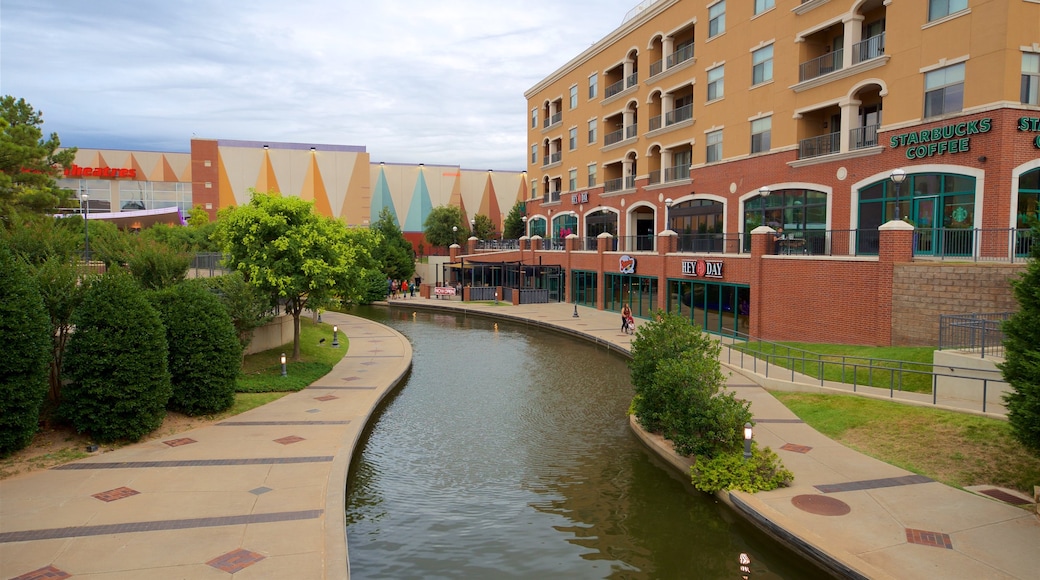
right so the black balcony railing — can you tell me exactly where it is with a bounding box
[605,79,625,98]
[665,103,693,126]
[850,124,880,150]
[799,49,843,82]
[798,131,840,159]
[852,32,885,65]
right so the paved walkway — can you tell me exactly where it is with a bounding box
[1,300,1037,579]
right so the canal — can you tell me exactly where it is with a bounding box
[344,306,830,579]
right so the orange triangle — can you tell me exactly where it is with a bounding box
[217,152,237,209]
[255,149,281,194]
[302,154,333,216]
[148,155,179,181]
[340,155,371,223]
[128,154,147,180]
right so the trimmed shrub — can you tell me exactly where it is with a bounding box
[60,271,171,442]
[690,446,794,494]
[151,283,240,416]
[0,244,52,456]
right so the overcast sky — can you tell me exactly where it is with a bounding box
[1,0,648,171]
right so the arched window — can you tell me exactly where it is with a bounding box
[743,189,826,232]
[528,217,547,238]
[552,214,578,239]
[1016,168,1040,256]
[857,172,975,255]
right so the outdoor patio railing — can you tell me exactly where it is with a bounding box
[938,312,1010,359]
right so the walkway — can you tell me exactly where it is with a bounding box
[1,300,1037,579]
[0,313,410,580]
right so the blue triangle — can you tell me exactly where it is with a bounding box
[404,170,433,232]
[371,167,399,226]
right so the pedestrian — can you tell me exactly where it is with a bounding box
[409,279,416,297]
[401,279,409,298]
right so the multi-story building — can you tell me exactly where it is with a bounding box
[488,0,1040,345]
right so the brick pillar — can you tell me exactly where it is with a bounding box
[876,220,915,346]
[449,243,460,263]
[657,231,677,310]
[596,234,612,310]
[466,236,477,255]
[749,226,773,340]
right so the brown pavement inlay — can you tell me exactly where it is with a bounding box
[216,420,348,426]
[791,494,852,516]
[754,418,805,424]
[342,376,361,381]
[978,488,1032,506]
[273,436,305,445]
[0,510,323,543]
[780,443,814,454]
[163,437,197,447]
[314,395,339,402]
[816,474,932,493]
[53,456,333,470]
[360,361,377,366]
[207,548,266,573]
[10,565,71,580]
[309,386,375,390]
[92,486,140,502]
[906,528,954,549]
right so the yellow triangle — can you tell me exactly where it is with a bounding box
[303,153,333,216]
[255,149,281,194]
[217,152,237,209]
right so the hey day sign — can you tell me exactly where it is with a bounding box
[682,259,724,278]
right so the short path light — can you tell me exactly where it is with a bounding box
[743,422,754,461]
[332,325,339,348]
[280,353,287,377]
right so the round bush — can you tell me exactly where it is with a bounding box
[61,271,171,442]
[0,244,52,456]
[151,283,241,415]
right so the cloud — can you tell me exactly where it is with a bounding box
[1,0,638,169]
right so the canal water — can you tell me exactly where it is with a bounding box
[345,306,829,579]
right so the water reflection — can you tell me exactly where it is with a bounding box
[345,306,828,579]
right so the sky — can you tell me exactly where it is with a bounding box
[1,0,648,171]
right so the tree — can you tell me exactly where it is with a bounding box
[471,214,495,240]
[0,96,77,215]
[502,201,527,239]
[1000,223,1040,453]
[124,237,191,291]
[151,283,240,416]
[215,190,374,360]
[60,271,171,443]
[187,205,210,227]
[423,205,466,249]
[371,206,415,281]
[0,243,52,456]
[190,271,275,355]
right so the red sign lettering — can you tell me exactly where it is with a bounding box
[63,165,137,179]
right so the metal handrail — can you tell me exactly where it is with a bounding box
[799,49,843,82]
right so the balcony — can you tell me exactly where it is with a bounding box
[663,164,690,182]
[850,124,880,150]
[799,49,843,82]
[649,59,663,77]
[626,72,639,88]
[798,132,840,159]
[648,115,662,131]
[604,177,624,193]
[666,44,694,68]
[852,33,885,66]
[665,104,692,126]
[605,79,625,98]
[625,125,638,139]
[542,111,562,129]
[604,129,624,146]
[648,169,661,185]
[624,175,635,189]
[541,152,562,167]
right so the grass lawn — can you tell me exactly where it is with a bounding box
[734,341,937,393]
[237,318,347,392]
[772,391,1040,495]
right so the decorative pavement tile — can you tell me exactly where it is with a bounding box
[163,437,197,447]
[780,443,813,454]
[93,487,140,502]
[273,436,305,445]
[314,395,339,402]
[815,474,932,494]
[367,349,384,354]
[306,408,321,413]
[342,376,361,382]
[360,361,377,366]
[979,488,1032,506]
[52,457,333,470]
[249,487,273,495]
[906,528,953,549]
[10,565,71,580]
[791,494,851,516]
[207,548,266,573]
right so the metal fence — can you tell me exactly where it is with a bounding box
[938,312,1010,359]
[191,253,230,278]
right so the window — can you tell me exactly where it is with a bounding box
[754,0,774,15]
[1023,53,1040,105]
[928,0,967,21]
[531,144,537,164]
[569,169,578,192]
[752,45,773,85]
[531,108,537,129]
[706,130,723,163]
[569,127,578,150]
[709,1,726,38]
[588,164,597,187]
[588,119,597,144]
[707,66,725,101]
[589,73,598,99]
[531,180,538,199]
[570,85,578,109]
[750,117,771,154]
[924,63,964,118]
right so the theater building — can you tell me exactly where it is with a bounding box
[453,0,1040,346]
[58,139,527,251]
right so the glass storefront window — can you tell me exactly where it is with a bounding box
[857,172,976,255]
[666,279,750,338]
[743,189,827,234]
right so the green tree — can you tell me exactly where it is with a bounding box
[187,205,210,227]
[471,214,495,240]
[190,271,274,355]
[0,96,77,215]
[60,271,172,443]
[125,238,191,290]
[0,212,82,263]
[33,256,89,404]
[215,190,373,360]
[0,243,52,456]
[423,205,466,249]
[1000,224,1040,453]
[151,283,240,416]
[371,206,414,281]
[502,201,526,239]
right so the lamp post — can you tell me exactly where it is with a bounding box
[664,197,673,232]
[890,168,906,198]
[80,191,90,261]
[758,185,770,198]
[743,422,754,461]
[521,215,527,237]
[332,325,339,348]
[470,217,476,240]
[452,225,458,246]
[280,353,287,376]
